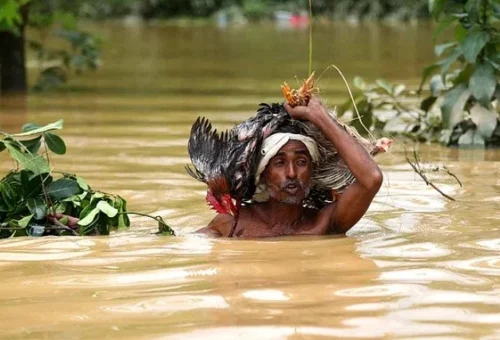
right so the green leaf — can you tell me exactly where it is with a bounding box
[458,129,485,147]
[465,0,480,23]
[435,42,457,57]
[90,192,105,203]
[454,24,468,42]
[4,142,50,175]
[17,214,33,228]
[353,76,366,90]
[485,56,500,71]
[76,176,89,190]
[375,79,393,95]
[97,200,118,218]
[493,1,500,19]
[441,84,471,128]
[0,141,5,153]
[469,62,496,107]
[47,178,82,201]
[78,206,100,226]
[11,120,63,137]
[109,198,122,227]
[429,0,446,19]
[461,30,490,63]
[62,191,86,206]
[0,172,21,207]
[20,136,42,154]
[27,198,47,220]
[22,123,41,133]
[0,179,20,210]
[95,214,110,236]
[469,103,498,139]
[117,197,130,228]
[452,63,473,86]
[23,173,48,198]
[419,64,440,93]
[0,0,23,33]
[55,202,67,214]
[438,47,463,82]
[43,132,66,155]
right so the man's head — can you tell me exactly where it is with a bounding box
[253,133,319,204]
[263,140,313,204]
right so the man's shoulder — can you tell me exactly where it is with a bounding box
[196,213,234,237]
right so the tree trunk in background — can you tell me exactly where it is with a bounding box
[0,5,29,119]
[0,29,27,95]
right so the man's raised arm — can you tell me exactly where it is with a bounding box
[284,98,383,234]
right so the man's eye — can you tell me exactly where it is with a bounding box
[297,159,308,166]
[274,160,285,166]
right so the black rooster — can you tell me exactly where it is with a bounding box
[186,103,289,235]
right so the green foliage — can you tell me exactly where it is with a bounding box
[0,0,103,92]
[0,120,176,238]
[0,0,30,34]
[351,0,500,148]
[27,7,102,92]
[0,120,132,238]
[420,0,500,147]
[339,77,443,143]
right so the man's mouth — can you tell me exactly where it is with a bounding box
[284,183,300,195]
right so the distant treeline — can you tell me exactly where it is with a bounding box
[53,0,430,21]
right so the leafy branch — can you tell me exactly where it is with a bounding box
[0,120,175,238]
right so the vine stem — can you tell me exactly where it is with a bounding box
[41,138,56,216]
[309,0,313,76]
[117,211,170,228]
[324,64,377,141]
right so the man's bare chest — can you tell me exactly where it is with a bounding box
[232,212,330,238]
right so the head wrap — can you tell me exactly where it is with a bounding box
[252,133,319,202]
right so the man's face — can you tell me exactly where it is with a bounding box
[263,140,313,205]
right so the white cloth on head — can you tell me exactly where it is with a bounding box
[252,133,319,202]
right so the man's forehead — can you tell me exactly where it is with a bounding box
[275,140,311,157]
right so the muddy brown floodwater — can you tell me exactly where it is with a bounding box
[0,22,499,339]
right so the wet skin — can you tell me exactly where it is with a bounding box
[197,98,383,238]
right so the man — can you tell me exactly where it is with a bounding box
[197,97,383,237]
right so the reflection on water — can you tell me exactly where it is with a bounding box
[0,22,499,339]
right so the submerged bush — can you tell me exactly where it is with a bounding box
[0,121,175,238]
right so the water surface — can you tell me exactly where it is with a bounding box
[0,22,498,339]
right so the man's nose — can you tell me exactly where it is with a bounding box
[286,163,297,178]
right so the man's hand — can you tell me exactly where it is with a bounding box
[284,97,327,123]
[286,95,383,234]
[48,213,80,229]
